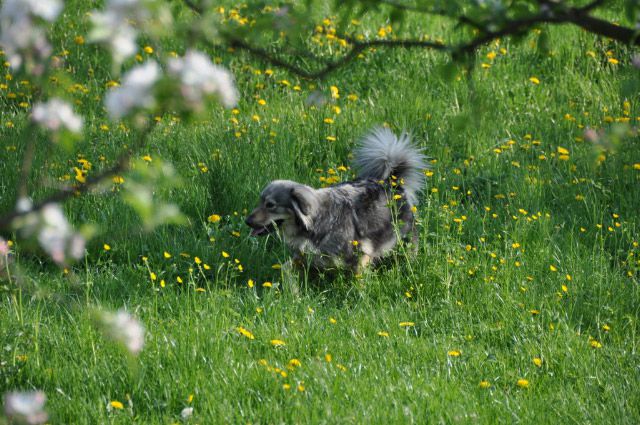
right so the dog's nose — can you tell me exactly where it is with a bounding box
[245,215,254,227]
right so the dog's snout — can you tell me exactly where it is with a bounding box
[245,214,255,227]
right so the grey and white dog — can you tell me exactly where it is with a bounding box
[245,127,427,272]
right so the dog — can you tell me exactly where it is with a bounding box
[245,127,427,272]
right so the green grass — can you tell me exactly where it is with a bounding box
[1,1,640,423]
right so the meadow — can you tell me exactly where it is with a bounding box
[1,1,639,423]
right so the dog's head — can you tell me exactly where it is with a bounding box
[245,180,319,236]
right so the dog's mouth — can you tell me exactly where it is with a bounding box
[249,220,284,237]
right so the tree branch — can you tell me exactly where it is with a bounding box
[0,126,154,231]
[185,0,638,81]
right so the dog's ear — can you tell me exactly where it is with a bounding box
[290,186,318,231]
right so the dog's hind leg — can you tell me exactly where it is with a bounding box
[356,254,372,273]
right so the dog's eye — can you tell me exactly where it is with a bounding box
[265,201,275,209]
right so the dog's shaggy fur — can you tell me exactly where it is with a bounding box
[245,127,427,271]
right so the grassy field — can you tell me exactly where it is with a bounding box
[1,1,640,423]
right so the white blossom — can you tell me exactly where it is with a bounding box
[32,98,83,133]
[3,391,48,425]
[100,310,145,355]
[168,50,238,109]
[0,237,8,257]
[37,204,85,264]
[89,0,150,64]
[0,237,9,272]
[105,60,161,119]
[0,0,62,69]
[14,201,86,265]
[181,407,194,419]
[1,0,62,22]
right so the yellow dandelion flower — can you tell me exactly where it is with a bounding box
[103,244,111,251]
[325,353,332,362]
[270,339,286,346]
[378,331,389,337]
[163,251,171,259]
[329,317,337,324]
[516,379,529,388]
[237,326,255,340]
[207,214,221,223]
[221,251,230,258]
[529,77,540,85]
[142,155,152,162]
[399,321,415,327]
[110,401,124,409]
[330,86,339,99]
[479,380,491,389]
[549,265,558,272]
[288,359,302,368]
[533,357,543,367]
[447,350,461,357]
[262,282,272,288]
[74,167,86,183]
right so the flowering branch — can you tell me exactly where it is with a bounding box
[0,127,152,231]
[187,0,637,80]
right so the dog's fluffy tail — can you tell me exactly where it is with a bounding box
[353,127,428,205]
